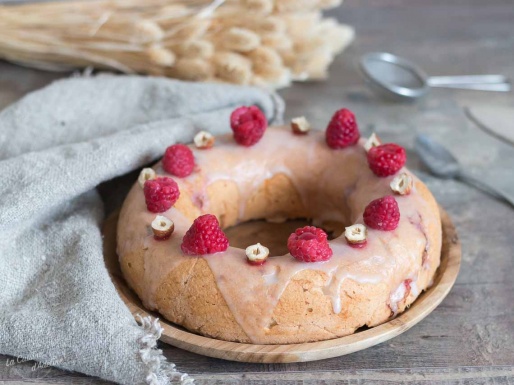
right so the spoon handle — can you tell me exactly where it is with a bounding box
[458,171,514,209]
[427,75,509,86]
[428,83,511,92]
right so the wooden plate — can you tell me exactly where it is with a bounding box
[103,207,461,363]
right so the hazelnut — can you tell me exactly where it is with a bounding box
[138,168,156,188]
[390,172,413,195]
[344,224,367,247]
[291,116,311,135]
[194,131,215,149]
[151,215,174,240]
[364,133,381,152]
[245,243,270,265]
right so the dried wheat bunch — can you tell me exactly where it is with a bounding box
[0,0,354,88]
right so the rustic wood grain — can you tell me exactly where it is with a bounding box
[1,0,514,383]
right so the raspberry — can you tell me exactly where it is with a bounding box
[325,108,360,149]
[230,106,268,146]
[181,214,229,255]
[367,143,406,177]
[162,144,195,177]
[287,226,333,262]
[363,196,400,231]
[144,177,180,213]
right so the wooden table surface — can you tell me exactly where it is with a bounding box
[1,0,513,384]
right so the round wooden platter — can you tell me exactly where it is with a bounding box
[103,207,461,363]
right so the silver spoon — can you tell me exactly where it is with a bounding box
[360,52,511,102]
[415,134,514,208]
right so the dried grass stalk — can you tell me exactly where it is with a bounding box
[0,0,354,88]
[170,57,213,80]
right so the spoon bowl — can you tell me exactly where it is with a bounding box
[415,134,514,208]
[359,52,429,102]
[415,134,461,178]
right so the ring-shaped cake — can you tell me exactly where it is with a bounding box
[117,115,441,344]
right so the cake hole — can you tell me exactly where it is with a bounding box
[224,218,344,256]
[307,308,313,313]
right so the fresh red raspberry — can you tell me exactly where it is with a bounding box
[181,214,229,255]
[230,106,268,146]
[363,196,400,231]
[367,143,406,177]
[144,177,180,213]
[325,108,360,149]
[162,144,195,178]
[287,226,333,262]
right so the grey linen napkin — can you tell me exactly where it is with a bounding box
[0,74,284,384]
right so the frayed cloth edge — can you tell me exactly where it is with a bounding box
[136,315,194,385]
